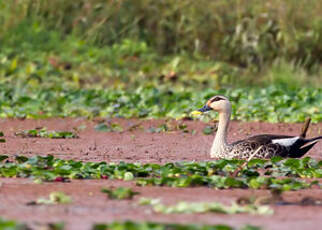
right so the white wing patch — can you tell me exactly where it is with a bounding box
[272,137,299,147]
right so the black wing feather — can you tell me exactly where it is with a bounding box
[231,134,295,146]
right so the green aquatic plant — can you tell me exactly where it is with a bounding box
[0,217,29,230]
[27,192,72,205]
[139,197,273,215]
[15,128,78,139]
[93,221,260,230]
[94,122,123,132]
[101,187,139,200]
[0,155,319,190]
[0,131,5,143]
[0,84,321,123]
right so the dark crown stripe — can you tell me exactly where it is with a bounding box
[211,97,225,102]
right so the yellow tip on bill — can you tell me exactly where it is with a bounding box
[191,110,202,116]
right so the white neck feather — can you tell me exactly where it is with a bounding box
[210,108,231,158]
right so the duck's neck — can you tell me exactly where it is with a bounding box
[210,110,231,158]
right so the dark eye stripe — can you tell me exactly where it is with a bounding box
[211,97,224,102]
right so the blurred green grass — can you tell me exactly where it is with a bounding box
[0,0,321,122]
[0,0,321,88]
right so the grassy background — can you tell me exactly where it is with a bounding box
[2,0,322,62]
[0,0,321,122]
[1,0,322,87]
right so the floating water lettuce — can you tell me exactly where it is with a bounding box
[93,221,260,230]
[32,192,72,205]
[0,84,321,123]
[101,187,139,200]
[0,155,319,190]
[15,128,78,139]
[139,197,273,215]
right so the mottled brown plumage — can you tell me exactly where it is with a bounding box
[197,95,322,159]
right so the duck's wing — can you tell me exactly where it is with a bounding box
[231,134,320,159]
[230,135,290,159]
[241,134,296,144]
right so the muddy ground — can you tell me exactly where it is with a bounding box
[0,118,321,230]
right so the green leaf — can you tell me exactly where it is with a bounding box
[202,126,215,135]
[95,123,123,132]
[36,192,72,204]
[123,172,134,181]
[15,156,29,163]
[101,187,139,200]
[15,128,78,139]
[0,155,8,161]
[139,197,273,215]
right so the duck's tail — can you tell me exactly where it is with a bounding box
[303,135,322,144]
[289,135,322,158]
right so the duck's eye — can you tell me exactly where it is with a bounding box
[211,97,224,102]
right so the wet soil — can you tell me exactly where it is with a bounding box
[0,118,321,162]
[0,118,321,230]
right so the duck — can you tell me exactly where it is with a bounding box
[193,95,322,159]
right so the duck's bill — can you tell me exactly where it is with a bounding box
[198,104,212,112]
[191,104,212,116]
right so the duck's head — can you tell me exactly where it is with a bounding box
[194,95,231,114]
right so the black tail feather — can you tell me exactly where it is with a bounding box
[304,135,322,143]
[288,135,322,158]
[289,141,318,158]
